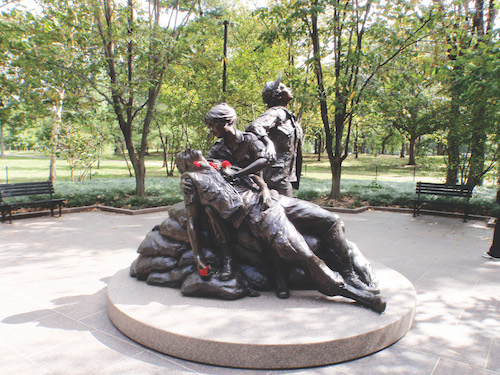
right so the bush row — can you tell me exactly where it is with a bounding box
[10,176,499,217]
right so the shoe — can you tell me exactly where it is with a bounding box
[482,252,500,261]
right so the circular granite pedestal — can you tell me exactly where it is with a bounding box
[107,264,416,369]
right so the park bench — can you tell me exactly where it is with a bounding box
[0,181,67,223]
[412,181,474,222]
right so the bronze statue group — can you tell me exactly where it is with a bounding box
[130,77,386,313]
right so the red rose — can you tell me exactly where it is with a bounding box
[199,265,210,277]
[221,160,232,168]
[193,161,202,168]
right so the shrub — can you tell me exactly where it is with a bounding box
[55,177,182,208]
[49,176,499,217]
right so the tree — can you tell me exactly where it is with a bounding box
[433,0,499,185]
[88,0,198,196]
[0,6,24,158]
[373,49,443,165]
[2,0,200,189]
[3,2,91,182]
[259,0,433,198]
[152,3,299,161]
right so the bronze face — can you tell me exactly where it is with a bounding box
[277,83,293,103]
[206,119,227,138]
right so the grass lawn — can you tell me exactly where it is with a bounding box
[0,151,170,182]
[302,153,449,182]
[0,151,453,183]
[1,150,498,216]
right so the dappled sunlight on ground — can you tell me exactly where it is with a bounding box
[0,210,499,374]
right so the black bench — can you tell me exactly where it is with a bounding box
[0,181,67,223]
[412,182,474,222]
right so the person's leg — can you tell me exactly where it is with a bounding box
[279,197,377,289]
[204,206,233,280]
[267,179,293,197]
[348,240,378,291]
[488,219,500,258]
[273,253,290,299]
[271,220,385,313]
[279,197,350,261]
[263,166,293,197]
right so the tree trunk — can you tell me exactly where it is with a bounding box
[436,141,444,156]
[331,154,342,200]
[400,142,405,158]
[446,133,460,184]
[49,89,64,183]
[120,139,133,177]
[445,97,460,184]
[122,132,146,196]
[310,3,341,199]
[408,135,417,165]
[330,112,345,199]
[132,83,161,196]
[0,121,4,158]
[133,160,146,197]
[308,0,376,199]
[316,132,322,161]
[465,0,488,187]
[380,132,392,155]
[466,109,486,186]
[163,135,169,172]
[156,120,170,174]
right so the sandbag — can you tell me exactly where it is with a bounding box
[181,272,249,300]
[146,265,196,288]
[137,229,190,257]
[132,255,178,280]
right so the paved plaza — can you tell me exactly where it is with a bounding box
[0,209,499,375]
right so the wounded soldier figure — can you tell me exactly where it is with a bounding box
[175,148,386,313]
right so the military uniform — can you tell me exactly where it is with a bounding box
[246,106,303,196]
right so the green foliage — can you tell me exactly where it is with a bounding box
[48,176,500,217]
[295,178,327,200]
[297,177,498,216]
[1,0,499,196]
[154,4,298,156]
[339,179,414,207]
[255,0,436,198]
[54,177,183,209]
[0,150,176,182]
[430,0,500,185]
[366,45,446,165]
[2,152,498,215]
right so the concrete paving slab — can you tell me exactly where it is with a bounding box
[0,210,499,375]
[2,311,91,357]
[80,310,140,344]
[29,330,145,375]
[0,344,51,375]
[97,355,200,375]
[487,339,500,373]
[332,343,439,375]
[432,357,497,375]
